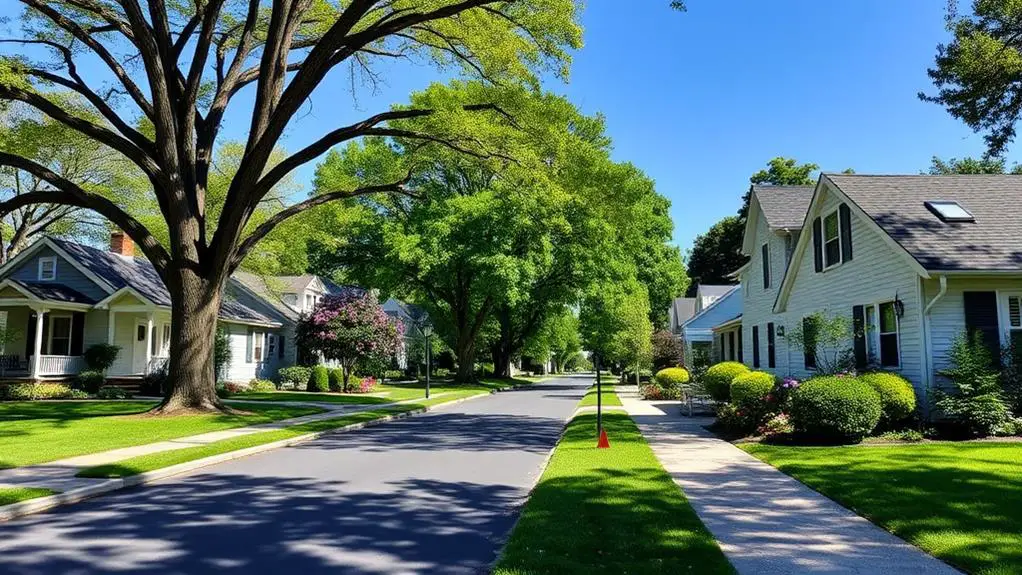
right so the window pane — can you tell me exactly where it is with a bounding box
[824,212,839,241]
[880,333,899,367]
[865,306,877,359]
[1010,297,1021,328]
[825,239,840,266]
[879,302,897,333]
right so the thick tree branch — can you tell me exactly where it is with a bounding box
[232,177,415,269]
[0,152,170,272]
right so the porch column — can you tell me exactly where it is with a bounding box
[144,312,154,373]
[30,307,46,378]
[107,310,116,345]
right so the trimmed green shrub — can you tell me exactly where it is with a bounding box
[83,344,120,371]
[790,376,882,443]
[730,371,776,406]
[936,332,1012,437]
[73,370,106,394]
[384,369,403,381]
[434,368,450,378]
[248,379,276,392]
[0,383,76,400]
[702,362,750,402]
[858,372,916,426]
[307,366,329,392]
[329,368,344,392]
[277,366,311,390]
[97,386,130,399]
[67,389,89,399]
[654,367,689,398]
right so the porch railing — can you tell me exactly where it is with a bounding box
[147,356,169,375]
[30,355,86,376]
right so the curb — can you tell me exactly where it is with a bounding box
[0,389,504,523]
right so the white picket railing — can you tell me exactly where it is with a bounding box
[30,355,86,376]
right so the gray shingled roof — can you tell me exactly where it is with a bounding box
[670,297,696,324]
[753,185,815,230]
[697,284,737,298]
[10,279,96,304]
[49,238,286,325]
[827,174,1022,271]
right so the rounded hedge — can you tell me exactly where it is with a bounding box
[329,368,344,392]
[703,362,750,401]
[730,371,776,406]
[655,367,690,387]
[790,376,882,443]
[307,365,330,392]
[858,372,916,425]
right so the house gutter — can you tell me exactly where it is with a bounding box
[920,274,948,419]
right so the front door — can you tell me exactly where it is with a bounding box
[132,320,148,374]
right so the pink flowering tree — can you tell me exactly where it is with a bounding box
[296,291,404,391]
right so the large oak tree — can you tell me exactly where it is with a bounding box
[0,0,581,412]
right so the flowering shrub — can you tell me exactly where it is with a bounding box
[757,413,794,437]
[296,291,403,391]
[640,383,671,400]
[357,376,377,394]
[248,379,276,392]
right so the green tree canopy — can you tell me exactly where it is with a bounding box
[684,215,744,294]
[926,155,1022,174]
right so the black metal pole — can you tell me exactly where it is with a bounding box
[425,335,431,399]
[595,352,602,433]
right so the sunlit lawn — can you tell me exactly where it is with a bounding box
[0,487,56,506]
[742,442,1022,575]
[494,412,733,574]
[235,376,545,404]
[0,401,322,469]
[577,383,622,407]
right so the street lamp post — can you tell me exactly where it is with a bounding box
[595,352,602,434]
[421,324,433,399]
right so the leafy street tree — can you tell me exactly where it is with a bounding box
[0,98,118,261]
[926,155,1022,175]
[0,1,581,412]
[740,156,818,218]
[684,215,745,293]
[651,328,683,370]
[295,291,403,391]
[922,0,1022,155]
[522,308,580,374]
[607,283,654,382]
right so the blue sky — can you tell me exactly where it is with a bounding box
[0,1,1004,255]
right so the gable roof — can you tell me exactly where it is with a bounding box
[681,285,741,333]
[696,284,736,299]
[752,185,815,230]
[232,271,363,322]
[669,297,696,325]
[826,174,1022,271]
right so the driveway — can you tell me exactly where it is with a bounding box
[0,376,591,575]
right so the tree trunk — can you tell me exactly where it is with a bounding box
[491,305,514,379]
[151,272,225,414]
[454,334,476,383]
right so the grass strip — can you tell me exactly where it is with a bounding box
[493,411,734,574]
[0,487,57,506]
[235,377,539,404]
[577,383,622,407]
[0,401,322,469]
[76,389,489,479]
[742,442,1022,575]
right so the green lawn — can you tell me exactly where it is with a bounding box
[77,389,490,478]
[493,412,734,574]
[0,487,56,506]
[577,383,622,407]
[235,377,541,404]
[0,401,322,469]
[742,442,1022,575]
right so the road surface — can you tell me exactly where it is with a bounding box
[0,376,592,575]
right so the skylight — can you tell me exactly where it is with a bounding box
[925,200,975,223]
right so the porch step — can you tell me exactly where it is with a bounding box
[104,377,144,395]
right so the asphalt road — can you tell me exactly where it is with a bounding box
[0,375,592,575]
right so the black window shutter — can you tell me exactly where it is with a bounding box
[40,313,50,355]
[70,312,85,356]
[728,331,735,360]
[25,313,36,358]
[762,244,770,289]
[803,316,817,369]
[767,322,776,368]
[812,217,823,273]
[839,203,853,262]
[278,335,285,359]
[752,326,761,368]
[852,305,867,369]
[964,291,1001,365]
[738,328,744,363]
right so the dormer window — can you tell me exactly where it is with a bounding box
[925,200,974,223]
[38,256,56,281]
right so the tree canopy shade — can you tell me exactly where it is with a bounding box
[926,155,1022,175]
[923,0,1022,155]
[0,0,582,412]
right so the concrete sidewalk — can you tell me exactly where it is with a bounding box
[0,393,454,493]
[618,387,961,575]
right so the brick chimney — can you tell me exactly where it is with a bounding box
[110,231,134,257]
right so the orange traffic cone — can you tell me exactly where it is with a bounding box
[597,428,610,449]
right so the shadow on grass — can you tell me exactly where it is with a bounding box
[494,412,734,575]
[744,442,1022,574]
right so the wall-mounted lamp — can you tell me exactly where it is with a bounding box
[894,292,905,318]
[776,325,786,337]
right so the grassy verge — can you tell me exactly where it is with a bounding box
[76,389,489,479]
[493,411,733,574]
[0,487,57,506]
[0,401,322,469]
[742,442,1022,575]
[234,377,539,404]
[577,383,622,407]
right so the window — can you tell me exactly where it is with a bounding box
[1002,294,1022,365]
[248,330,264,363]
[925,200,974,223]
[864,302,900,367]
[803,316,818,369]
[267,334,276,359]
[136,324,146,341]
[823,210,841,268]
[752,325,761,368]
[728,331,736,361]
[767,322,776,369]
[761,244,771,289]
[278,336,285,359]
[38,256,56,281]
[48,315,72,355]
[305,293,314,311]
[153,324,171,357]
[865,305,877,363]
[162,324,171,356]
